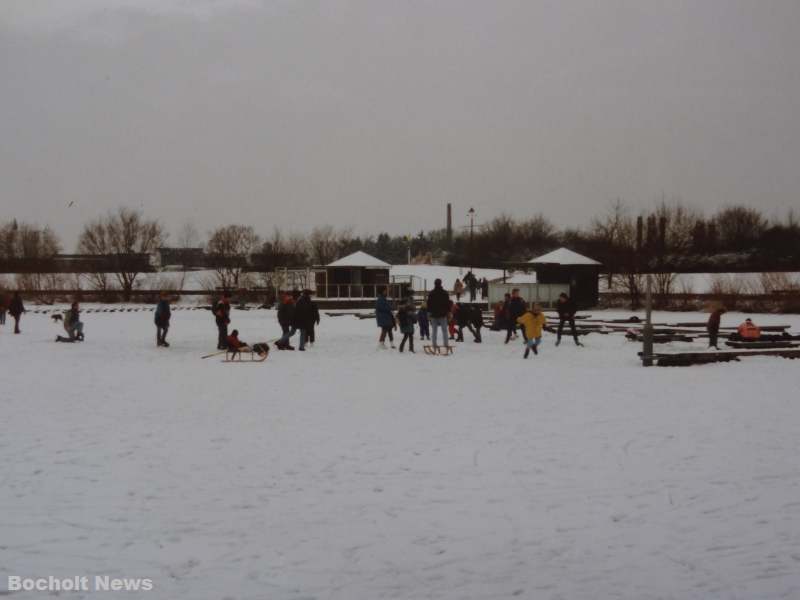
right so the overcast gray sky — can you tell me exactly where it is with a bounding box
[2,0,799,249]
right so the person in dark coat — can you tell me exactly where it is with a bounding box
[707,305,726,349]
[504,289,525,344]
[0,290,7,325]
[555,292,583,347]
[292,290,315,351]
[154,291,171,347]
[276,293,297,350]
[426,278,451,349]
[396,300,417,353]
[308,299,321,345]
[463,271,478,302]
[9,291,25,334]
[455,303,483,343]
[480,278,489,300]
[375,288,396,348]
[417,303,430,340]
[213,293,231,350]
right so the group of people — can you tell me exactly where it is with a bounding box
[375,280,583,358]
[452,272,490,302]
[275,289,321,351]
[706,305,763,349]
[0,291,25,334]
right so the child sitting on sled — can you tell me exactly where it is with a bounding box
[226,330,269,359]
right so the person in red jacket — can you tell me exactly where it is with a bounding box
[737,318,761,340]
[226,329,248,356]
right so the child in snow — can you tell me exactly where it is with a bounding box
[516,303,547,359]
[56,302,84,342]
[375,288,396,349]
[417,303,430,340]
[737,318,761,340]
[397,300,417,353]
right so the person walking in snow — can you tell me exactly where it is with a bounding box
[292,289,315,351]
[9,291,25,334]
[417,303,430,340]
[213,293,231,350]
[504,288,526,344]
[396,299,417,353]
[480,278,489,300]
[426,278,451,351]
[375,287,396,348]
[555,292,582,347]
[276,293,297,350]
[706,305,726,350]
[517,303,547,359]
[154,291,171,347]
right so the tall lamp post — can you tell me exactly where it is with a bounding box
[468,207,476,270]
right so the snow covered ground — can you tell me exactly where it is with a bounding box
[2,307,800,599]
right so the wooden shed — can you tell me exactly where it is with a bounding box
[529,248,601,308]
[315,251,407,299]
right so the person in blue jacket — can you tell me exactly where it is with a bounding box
[375,287,396,349]
[417,303,430,340]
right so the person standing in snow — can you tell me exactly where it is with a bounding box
[292,289,315,351]
[504,288,526,344]
[9,291,25,334]
[555,292,582,347]
[375,287,396,348]
[417,303,430,341]
[213,293,231,350]
[276,293,297,350]
[396,299,417,353]
[453,278,464,301]
[0,289,8,325]
[517,303,547,359]
[426,278,451,351]
[706,305,726,350]
[463,271,478,302]
[307,296,321,346]
[480,278,489,300]
[154,291,171,347]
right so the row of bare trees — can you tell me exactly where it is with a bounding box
[2,201,799,300]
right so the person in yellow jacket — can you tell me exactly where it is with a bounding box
[516,303,547,358]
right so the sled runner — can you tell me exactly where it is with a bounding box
[423,345,453,356]
[224,343,270,363]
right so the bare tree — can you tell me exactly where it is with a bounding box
[206,224,260,289]
[308,226,352,265]
[77,208,165,299]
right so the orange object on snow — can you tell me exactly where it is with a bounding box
[737,319,761,340]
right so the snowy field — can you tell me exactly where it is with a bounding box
[2,307,800,600]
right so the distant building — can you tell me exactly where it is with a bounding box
[528,248,601,308]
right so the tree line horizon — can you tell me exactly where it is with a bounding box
[1,200,799,298]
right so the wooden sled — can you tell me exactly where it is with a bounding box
[423,345,454,356]
[223,344,269,363]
